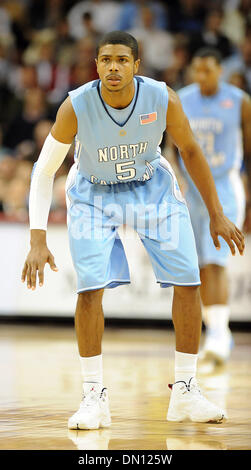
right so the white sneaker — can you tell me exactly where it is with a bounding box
[166,377,225,423]
[68,384,111,430]
[200,327,234,364]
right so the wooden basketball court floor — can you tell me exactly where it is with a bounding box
[0,322,250,450]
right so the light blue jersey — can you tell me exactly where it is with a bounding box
[178,82,244,180]
[178,82,245,267]
[68,76,168,185]
[65,76,201,292]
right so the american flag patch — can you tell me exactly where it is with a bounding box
[140,112,157,125]
[220,99,233,109]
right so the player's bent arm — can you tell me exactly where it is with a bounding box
[22,97,77,290]
[166,87,223,218]
[162,133,187,196]
[165,87,245,255]
[51,96,77,143]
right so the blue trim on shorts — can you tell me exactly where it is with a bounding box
[158,281,201,288]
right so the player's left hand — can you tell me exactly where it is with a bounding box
[210,212,245,256]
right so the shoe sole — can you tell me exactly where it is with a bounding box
[68,417,111,430]
[167,413,225,423]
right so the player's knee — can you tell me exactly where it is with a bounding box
[204,263,225,272]
[202,263,226,281]
[77,289,104,310]
[209,263,225,274]
[174,284,200,300]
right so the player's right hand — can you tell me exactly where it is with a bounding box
[209,212,245,256]
[21,246,58,290]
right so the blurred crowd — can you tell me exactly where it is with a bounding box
[0,0,251,223]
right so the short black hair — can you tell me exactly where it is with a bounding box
[193,47,222,64]
[96,31,139,61]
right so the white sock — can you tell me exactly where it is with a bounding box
[79,354,103,393]
[174,350,198,384]
[203,305,230,331]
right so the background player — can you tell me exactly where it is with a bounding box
[21,32,244,427]
[168,48,251,365]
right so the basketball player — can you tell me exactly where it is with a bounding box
[21,32,244,427]
[172,48,251,364]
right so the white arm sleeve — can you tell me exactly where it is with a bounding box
[29,132,71,230]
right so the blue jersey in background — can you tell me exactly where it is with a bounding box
[178,81,244,181]
[178,81,245,266]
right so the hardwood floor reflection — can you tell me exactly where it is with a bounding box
[0,323,251,450]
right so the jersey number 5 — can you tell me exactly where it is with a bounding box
[115,160,136,181]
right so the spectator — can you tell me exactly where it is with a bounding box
[71,62,97,90]
[0,32,18,89]
[70,36,98,87]
[33,120,53,155]
[2,175,29,221]
[0,0,11,37]
[0,154,16,181]
[33,29,57,92]
[0,124,12,159]
[14,64,38,99]
[0,36,11,86]
[22,27,73,106]
[116,0,168,31]
[54,17,75,59]
[222,34,251,93]
[189,7,235,59]
[67,0,121,40]
[21,29,57,92]
[15,140,36,162]
[32,118,73,175]
[221,0,251,46]
[4,0,30,56]
[13,119,53,163]
[0,154,17,213]
[128,5,174,79]
[3,87,51,149]
[167,0,207,34]
[28,0,66,31]
[81,11,103,46]
[161,34,190,90]
[75,36,96,65]
[14,159,33,187]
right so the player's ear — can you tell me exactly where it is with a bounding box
[95,58,99,73]
[134,59,140,74]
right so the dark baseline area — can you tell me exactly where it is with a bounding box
[0,315,250,331]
